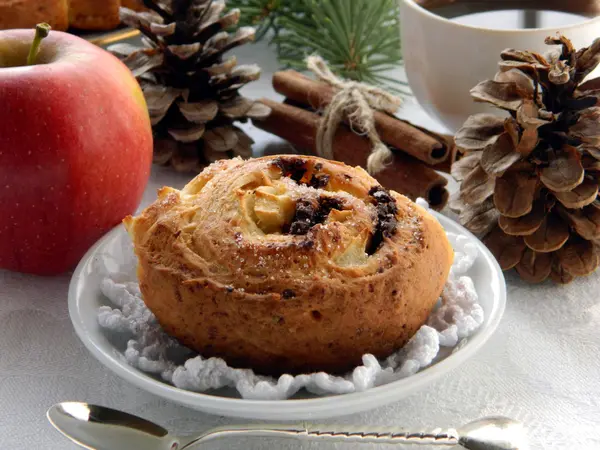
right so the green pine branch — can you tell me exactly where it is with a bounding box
[227,0,408,94]
[226,0,281,40]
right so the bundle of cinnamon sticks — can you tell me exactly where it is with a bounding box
[252,70,457,210]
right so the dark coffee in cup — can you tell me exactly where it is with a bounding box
[417,0,596,29]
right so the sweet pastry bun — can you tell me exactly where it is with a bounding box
[0,0,145,32]
[0,0,69,32]
[121,0,145,11]
[68,0,121,30]
[125,155,453,375]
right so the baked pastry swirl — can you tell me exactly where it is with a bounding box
[125,155,453,375]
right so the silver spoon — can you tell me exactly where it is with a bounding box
[47,402,529,450]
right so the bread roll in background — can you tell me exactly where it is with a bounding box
[0,0,146,32]
[125,156,453,375]
[68,0,121,30]
[121,0,146,11]
[0,0,69,31]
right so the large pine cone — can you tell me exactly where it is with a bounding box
[451,35,600,284]
[109,0,270,172]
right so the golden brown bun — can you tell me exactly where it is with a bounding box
[121,0,145,11]
[68,0,120,30]
[125,156,453,375]
[0,0,69,31]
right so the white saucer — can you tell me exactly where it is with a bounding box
[68,212,506,420]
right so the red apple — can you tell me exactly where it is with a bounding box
[0,26,152,275]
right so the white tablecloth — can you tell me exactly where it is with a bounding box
[1,41,599,450]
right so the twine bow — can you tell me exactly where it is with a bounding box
[306,55,402,174]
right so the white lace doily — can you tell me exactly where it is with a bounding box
[96,207,484,400]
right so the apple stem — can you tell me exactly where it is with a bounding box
[27,23,52,66]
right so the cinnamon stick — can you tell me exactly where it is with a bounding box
[430,135,460,174]
[272,70,450,165]
[253,98,449,210]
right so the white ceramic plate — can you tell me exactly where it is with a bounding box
[68,212,506,420]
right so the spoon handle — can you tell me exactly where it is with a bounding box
[181,423,459,448]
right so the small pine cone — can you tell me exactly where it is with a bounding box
[108,0,271,172]
[451,34,600,284]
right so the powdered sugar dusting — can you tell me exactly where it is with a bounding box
[96,201,484,400]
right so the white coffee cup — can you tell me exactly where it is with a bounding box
[400,0,600,132]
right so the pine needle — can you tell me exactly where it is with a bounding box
[227,0,407,92]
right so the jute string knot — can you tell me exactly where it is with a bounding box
[306,55,402,174]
